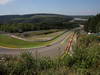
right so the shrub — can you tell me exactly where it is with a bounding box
[39,57,55,70]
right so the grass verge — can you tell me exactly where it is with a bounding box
[0,30,67,48]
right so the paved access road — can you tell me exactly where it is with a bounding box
[0,31,74,57]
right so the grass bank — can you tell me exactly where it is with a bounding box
[0,30,67,48]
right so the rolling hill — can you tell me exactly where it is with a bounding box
[0,13,73,24]
[0,13,79,33]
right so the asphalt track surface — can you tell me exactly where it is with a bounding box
[0,31,73,57]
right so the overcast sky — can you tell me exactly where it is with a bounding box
[0,0,100,15]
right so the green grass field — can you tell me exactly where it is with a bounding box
[0,30,67,48]
[0,34,47,48]
[24,31,65,41]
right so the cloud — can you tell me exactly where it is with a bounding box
[0,0,13,5]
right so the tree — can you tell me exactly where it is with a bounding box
[84,14,100,33]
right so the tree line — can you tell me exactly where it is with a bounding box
[84,14,100,33]
[0,22,79,33]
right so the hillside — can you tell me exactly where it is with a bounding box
[0,14,73,24]
[0,14,79,33]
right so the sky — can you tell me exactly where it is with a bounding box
[0,0,100,15]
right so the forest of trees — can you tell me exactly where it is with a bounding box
[84,14,100,33]
[0,22,79,33]
[0,14,79,33]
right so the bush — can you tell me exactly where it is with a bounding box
[11,52,37,75]
[39,57,55,70]
[58,34,100,75]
